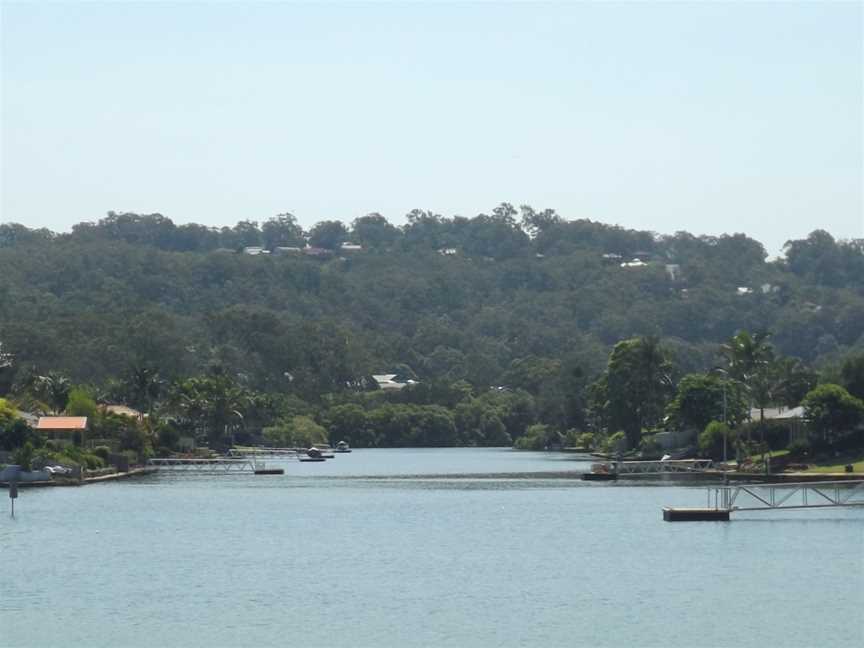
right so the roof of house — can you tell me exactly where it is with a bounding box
[748,406,804,421]
[37,416,89,430]
[102,404,144,419]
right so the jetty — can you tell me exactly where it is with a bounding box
[663,479,864,521]
[147,457,286,475]
[582,459,713,480]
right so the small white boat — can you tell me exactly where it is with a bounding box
[335,441,352,453]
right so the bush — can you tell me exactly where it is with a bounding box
[81,453,105,470]
[602,431,626,454]
[698,421,734,460]
[639,434,661,458]
[787,439,812,459]
[12,441,34,471]
[91,445,111,461]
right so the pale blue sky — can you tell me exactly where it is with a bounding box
[2,1,862,254]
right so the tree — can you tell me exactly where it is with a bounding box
[666,373,747,432]
[0,341,15,395]
[167,370,252,449]
[840,354,864,401]
[308,220,348,250]
[772,357,818,408]
[32,371,72,414]
[122,365,164,414]
[262,213,304,250]
[65,387,97,418]
[801,384,864,445]
[351,213,400,249]
[596,337,673,449]
[698,421,737,461]
[720,330,775,430]
[325,403,369,446]
[264,415,328,448]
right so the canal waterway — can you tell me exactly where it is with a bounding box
[1,448,862,647]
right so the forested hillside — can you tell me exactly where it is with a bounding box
[1,206,862,451]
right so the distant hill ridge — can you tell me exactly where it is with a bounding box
[0,208,861,393]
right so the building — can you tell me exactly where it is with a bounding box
[272,246,303,255]
[372,374,409,391]
[100,404,145,422]
[37,416,88,446]
[748,406,806,442]
[340,242,363,252]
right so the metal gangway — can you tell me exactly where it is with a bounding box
[706,479,864,513]
[227,446,303,458]
[595,459,714,475]
[148,457,258,473]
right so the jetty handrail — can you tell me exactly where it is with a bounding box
[705,479,864,512]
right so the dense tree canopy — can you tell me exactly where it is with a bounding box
[0,208,862,451]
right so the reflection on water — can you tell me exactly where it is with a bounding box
[2,448,862,648]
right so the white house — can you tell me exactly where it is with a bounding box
[372,374,409,391]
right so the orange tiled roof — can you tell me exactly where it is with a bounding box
[36,416,88,430]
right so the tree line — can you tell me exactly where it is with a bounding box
[0,207,862,462]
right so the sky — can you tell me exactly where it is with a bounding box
[1,1,862,255]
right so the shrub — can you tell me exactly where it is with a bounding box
[603,431,626,454]
[91,445,111,462]
[698,421,734,460]
[787,439,811,459]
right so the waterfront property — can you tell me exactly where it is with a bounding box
[36,416,88,446]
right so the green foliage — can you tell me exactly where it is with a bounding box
[666,374,747,431]
[802,384,864,445]
[12,441,34,470]
[0,397,17,428]
[308,220,348,250]
[1,213,863,449]
[595,337,672,449]
[603,431,626,454]
[264,415,328,448]
[698,421,734,460]
[513,423,566,450]
[841,354,864,401]
[65,387,97,418]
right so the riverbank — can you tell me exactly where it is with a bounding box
[0,466,158,488]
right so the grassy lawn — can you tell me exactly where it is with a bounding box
[742,448,864,473]
[804,459,864,473]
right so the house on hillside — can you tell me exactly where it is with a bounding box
[749,406,806,443]
[340,242,363,252]
[303,247,333,258]
[243,246,269,256]
[37,416,88,446]
[372,374,411,391]
[620,259,648,268]
[101,404,145,422]
[273,246,303,255]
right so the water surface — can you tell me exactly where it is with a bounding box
[2,448,862,647]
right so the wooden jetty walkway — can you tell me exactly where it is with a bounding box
[663,479,864,521]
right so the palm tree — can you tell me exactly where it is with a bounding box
[123,365,164,415]
[33,371,72,414]
[720,330,775,466]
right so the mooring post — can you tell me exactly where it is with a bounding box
[9,478,18,518]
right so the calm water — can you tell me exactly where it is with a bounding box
[2,448,862,648]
